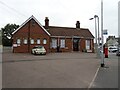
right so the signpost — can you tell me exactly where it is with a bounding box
[103,29,108,35]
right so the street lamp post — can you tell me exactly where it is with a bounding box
[89,15,100,58]
[95,15,100,58]
[95,15,100,46]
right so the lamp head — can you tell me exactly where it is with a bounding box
[94,15,98,18]
[89,18,94,20]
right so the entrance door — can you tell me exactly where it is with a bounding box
[73,39,79,51]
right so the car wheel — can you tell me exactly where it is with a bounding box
[33,51,36,55]
[31,51,33,54]
[44,53,46,55]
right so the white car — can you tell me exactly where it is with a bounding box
[108,46,118,53]
[31,46,46,55]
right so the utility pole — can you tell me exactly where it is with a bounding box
[101,0,105,67]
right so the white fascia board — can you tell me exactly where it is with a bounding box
[51,36,94,39]
[12,15,51,36]
[32,16,51,36]
[12,16,32,35]
[51,36,72,38]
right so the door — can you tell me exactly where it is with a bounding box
[73,39,79,51]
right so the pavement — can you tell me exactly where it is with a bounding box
[89,53,118,89]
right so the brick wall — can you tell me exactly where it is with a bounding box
[80,38,85,51]
[12,19,94,53]
[13,19,50,53]
[50,38,72,52]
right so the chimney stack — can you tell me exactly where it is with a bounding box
[45,17,49,29]
[76,21,80,28]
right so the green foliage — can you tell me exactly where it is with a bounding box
[1,23,19,46]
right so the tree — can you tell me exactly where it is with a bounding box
[1,24,19,46]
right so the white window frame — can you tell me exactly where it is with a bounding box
[60,39,65,48]
[86,40,90,50]
[37,39,40,44]
[24,39,27,44]
[17,39,21,44]
[30,39,34,44]
[51,39,57,48]
[43,38,47,44]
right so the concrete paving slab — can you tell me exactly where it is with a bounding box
[90,53,118,88]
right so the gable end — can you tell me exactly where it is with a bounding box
[12,15,51,36]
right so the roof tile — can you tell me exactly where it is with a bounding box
[44,26,94,38]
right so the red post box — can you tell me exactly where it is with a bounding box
[105,47,108,58]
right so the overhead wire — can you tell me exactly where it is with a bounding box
[0,1,27,18]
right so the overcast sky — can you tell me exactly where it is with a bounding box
[0,0,119,39]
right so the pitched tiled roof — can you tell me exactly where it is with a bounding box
[44,26,94,38]
[78,28,94,38]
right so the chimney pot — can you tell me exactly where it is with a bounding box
[45,17,49,29]
[76,21,80,28]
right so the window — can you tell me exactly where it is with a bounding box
[30,39,34,44]
[43,38,47,44]
[60,39,65,48]
[86,40,90,50]
[51,39,57,48]
[37,39,40,44]
[24,39,27,44]
[17,39,21,44]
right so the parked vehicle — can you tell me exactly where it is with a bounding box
[116,47,120,56]
[31,46,46,55]
[116,50,120,56]
[108,46,118,53]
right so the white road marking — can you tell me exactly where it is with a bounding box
[87,66,100,89]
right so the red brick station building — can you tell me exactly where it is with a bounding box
[12,15,94,53]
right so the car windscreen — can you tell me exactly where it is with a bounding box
[38,46,43,48]
[109,47,117,49]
